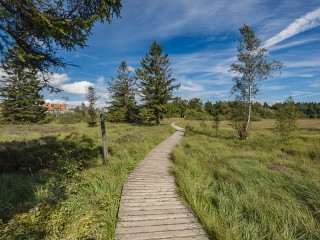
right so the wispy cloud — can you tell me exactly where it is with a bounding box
[75,52,99,60]
[261,85,287,91]
[310,81,320,88]
[180,78,204,92]
[264,8,320,48]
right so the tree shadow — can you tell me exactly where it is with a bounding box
[0,132,100,224]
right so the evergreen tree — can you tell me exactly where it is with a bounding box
[0,60,46,123]
[85,86,99,127]
[229,24,283,140]
[0,0,121,76]
[136,41,180,124]
[107,61,137,122]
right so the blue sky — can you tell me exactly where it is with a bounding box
[43,0,320,107]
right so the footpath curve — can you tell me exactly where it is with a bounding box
[115,123,209,240]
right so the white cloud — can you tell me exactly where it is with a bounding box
[96,76,105,86]
[127,66,135,72]
[264,8,320,48]
[61,81,94,94]
[47,72,70,86]
[44,99,65,104]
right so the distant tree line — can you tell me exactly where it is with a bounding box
[166,98,320,120]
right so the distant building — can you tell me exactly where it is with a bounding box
[43,103,68,113]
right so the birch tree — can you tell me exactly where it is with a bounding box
[229,24,283,140]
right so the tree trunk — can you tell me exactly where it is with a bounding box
[156,114,160,124]
[244,84,252,140]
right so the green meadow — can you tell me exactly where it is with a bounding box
[1,119,319,239]
[0,122,173,239]
[172,119,320,240]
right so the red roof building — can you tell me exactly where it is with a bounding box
[43,103,68,111]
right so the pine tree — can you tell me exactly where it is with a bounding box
[0,60,46,123]
[136,41,180,124]
[107,61,137,122]
[1,0,121,75]
[229,24,283,140]
[85,86,99,127]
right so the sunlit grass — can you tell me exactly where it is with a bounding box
[172,119,320,240]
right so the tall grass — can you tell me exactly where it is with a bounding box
[172,119,320,240]
[0,122,173,239]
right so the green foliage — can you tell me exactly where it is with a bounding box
[57,112,83,124]
[184,109,212,120]
[213,114,223,137]
[188,98,203,112]
[166,97,188,118]
[138,108,156,124]
[74,103,87,122]
[85,86,99,127]
[136,41,180,124]
[184,124,194,136]
[275,97,299,142]
[0,0,121,78]
[0,56,46,123]
[107,61,137,122]
[230,101,248,140]
[172,120,320,240]
[229,24,283,139]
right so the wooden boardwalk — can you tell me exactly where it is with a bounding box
[115,123,209,240]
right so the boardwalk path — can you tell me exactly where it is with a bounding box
[115,123,208,240]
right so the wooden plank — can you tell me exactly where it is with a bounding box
[115,123,208,240]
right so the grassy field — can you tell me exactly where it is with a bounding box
[0,122,173,239]
[171,119,320,240]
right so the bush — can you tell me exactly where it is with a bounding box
[58,112,83,124]
[107,108,126,122]
[275,97,299,142]
[184,109,212,120]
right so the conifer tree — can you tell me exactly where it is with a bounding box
[0,59,46,123]
[136,41,180,124]
[85,86,99,127]
[0,0,121,76]
[107,61,137,122]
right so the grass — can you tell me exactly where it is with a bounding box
[0,121,173,239]
[171,119,320,240]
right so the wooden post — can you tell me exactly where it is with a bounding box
[100,113,108,165]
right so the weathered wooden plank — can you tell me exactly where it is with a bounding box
[115,229,207,240]
[116,223,204,234]
[115,123,208,240]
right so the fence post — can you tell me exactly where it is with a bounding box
[100,113,108,165]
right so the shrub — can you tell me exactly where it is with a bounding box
[275,97,299,142]
[184,109,212,120]
[58,112,83,124]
